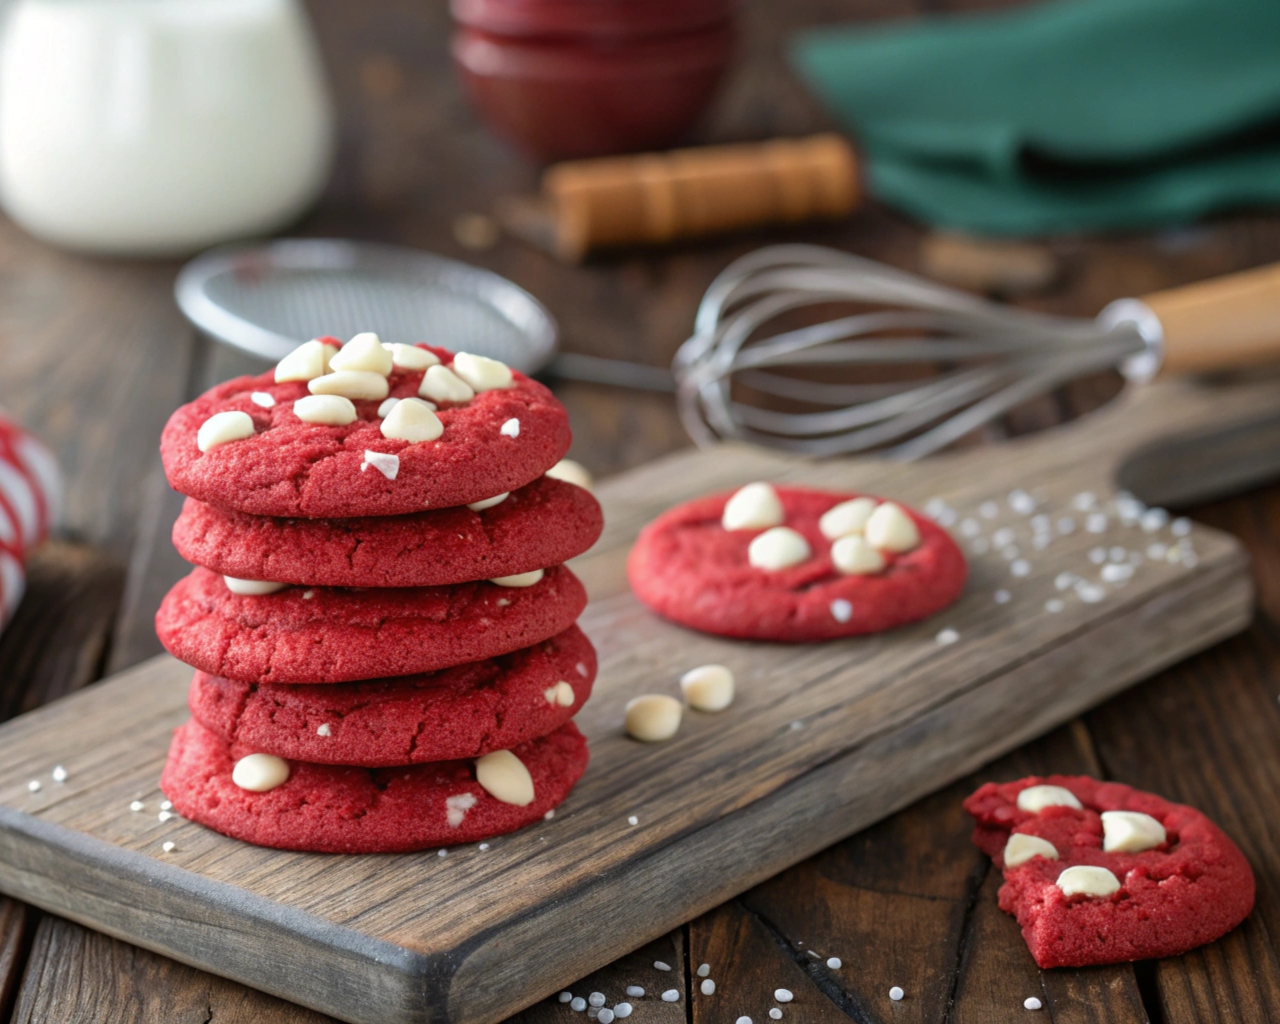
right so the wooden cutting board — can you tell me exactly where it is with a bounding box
[0,373,1274,1024]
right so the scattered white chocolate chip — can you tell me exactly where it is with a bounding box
[467,493,509,512]
[1025,996,1043,1010]
[1016,785,1083,813]
[27,780,39,793]
[598,1009,615,1024]
[293,394,357,426]
[1101,810,1166,853]
[478,842,490,851]
[474,749,535,806]
[889,987,905,1002]
[831,534,886,575]
[377,397,399,418]
[223,576,288,596]
[553,681,575,707]
[329,332,393,375]
[722,482,784,531]
[275,339,334,383]
[302,590,315,600]
[570,997,586,1012]
[588,993,605,1008]
[545,459,593,490]
[628,815,639,826]
[362,450,400,480]
[697,963,711,978]
[737,1017,754,1024]
[130,800,144,812]
[558,992,572,1004]
[316,723,331,737]
[626,986,645,998]
[380,398,443,443]
[231,753,290,792]
[819,497,877,540]
[826,957,841,969]
[544,687,558,705]
[830,598,854,623]
[774,989,794,1003]
[936,628,959,645]
[769,1011,782,1021]
[748,527,811,571]
[490,569,544,587]
[162,841,176,853]
[679,664,735,712]
[864,502,920,552]
[420,365,475,403]
[158,810,172,822]
[250,391,276,408]
[160,800,172,810]
[51,766,67,783]
[452,352,514,392]
[654,961,671,971]
[614,1003,633,1019]
[386,343,440,370]
[1055,865,1120,898]
[309,370,390,401]
[445,792,478,827]
[661,991,680,1002]
[700,980,715,995]
[625,694,682,742]
[197,411,255,452]
[500,418,520,438]
[1003,833,1059,868]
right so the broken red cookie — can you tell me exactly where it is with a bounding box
[964,775,1254,968]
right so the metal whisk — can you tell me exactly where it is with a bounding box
[673,245,1164,460]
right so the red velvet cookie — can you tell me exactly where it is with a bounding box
[965,775,1255,968]
[627,485,966,642]
[173,476,602,588]
[160,346,571,518]
[161,718,589,853]
[156,565,587,684]
[189,625,597,766]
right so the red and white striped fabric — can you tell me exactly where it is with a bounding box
[0,414,62,624]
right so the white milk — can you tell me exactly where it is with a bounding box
[0,0,335,255]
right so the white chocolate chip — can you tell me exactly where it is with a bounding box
[293,394,357,425]
[223,576,288,596]
[329,332,393,375]
[232,753,290,792]
[700,980,715,995]
[697,963,710,977]
[1016,785,1083,813]
[362,450,400,479]
[722,482,784,531]
[275,339,334,382]
[831,534,886,575]
[1003,833,1059,868]
[380,398,443,443]
[625,694,683,742]
[316,723,331,737]
[1055,865,1120,898]
[614,1005,633,1019]
[308,370,390,401]
[679,664,735,711]
[774,989,794,1003]
[819,497,877,539]
[500,418,520,437]
[864,502,920,553]
[452,352,514,392]
[419,365,475,403]
[445,792,478,827]
[162,841,176,853]
[490,569,544,587]
[377,397,399,418]
[830,598,854,622]
[554,681,575,707]
[385,343,440,370]
[748,527,811,571]
[889,987,905,1002]
[52,766,67,783]
[197,411,254,452]
[1101,810,1166,853]
[544,459,592,490]
[543,687,558,705]
[467,492,509,512]
[474,750,535,806]
[250,391,276,408]
[661,991,680,1003]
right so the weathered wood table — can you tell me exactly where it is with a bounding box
[0,0,1278,1021]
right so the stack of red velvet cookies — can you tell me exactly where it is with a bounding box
[153,335,602,853]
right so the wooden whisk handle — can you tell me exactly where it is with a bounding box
[1142,262,1280,375]
[542,134,860,261]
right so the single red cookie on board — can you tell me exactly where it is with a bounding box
[161,718,589,853]
[172,476,602,588]
[156,565,587,684]
[160,346,571,518]
[189,625,597,766]
[964,775,1255,968]
[627,485,966,642]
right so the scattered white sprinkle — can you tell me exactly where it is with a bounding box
[769,1011,783,1021]
[628,815,639,826]
[570,997,587,1012]
[826,957,842,969]
[994,589,1011,604]
[544,809,555,820]
[1045,599,1064,614]
[1085,513,1108,533]
[701,979,716,995]
[129,800,144,812]
[959,518,981,537]
[936,628,959,645]
[500,418,520,438]
[158,810,172,822]
[27,780,40,793]
[302,589,315,600]
[362,450,400,480]
[698,963,711,978]
[1101,563,1133,584]
[1024,996,1043,1010]
[1054,572,1076,591]
[1072,491,1096,511]
[654,961,671,971]
[559,992,573,1003]
[250,391,276,408]
[588,993,606,1008]
[889,986,905,1001]
[598,1009,616,1024]
[625,986,645,998]
[661,989,679,1002]
[161,841,175,853]
[1057,516,1076,535]
[614,1003,633,1018]
[1075,582,1106,603]
[1171,517,1192,537]
[51,766,67,783]
[979,500,999,519]
[478,843,490,851]
[437,848,448,857]
[830,598,853,623]
[736,1017,754,1024]
[1010,559,1031,577]
[774,989,794,1003]
[970,538,990,554]
[316,723,331,737]
[992,527,1016,548]
[1009,490,1035,515]
[1141,509,1169,532]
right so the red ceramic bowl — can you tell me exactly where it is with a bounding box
[453,23,734,161]
[452,0,737,40]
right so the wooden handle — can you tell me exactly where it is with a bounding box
[542,134,860,262]
[1142,262,1280,375]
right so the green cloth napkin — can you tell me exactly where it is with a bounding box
[791,0,1280,235]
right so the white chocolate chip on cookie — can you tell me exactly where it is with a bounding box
[831,535,886,575]
[490,569,544,587]
[819,497,877,540]
[545,459,592,490]
[1016,785,1083,813]
[329,332,393,375]
[381,398,443,442]
[748,527,811,571]
[232,753,290,792]
[308,370,390,401]
[864,502,921,553]
[722,482,784,531]
[553,681,575,707]
[197,411,255,452]
[680,664,734,711]
[419,365,475,404]
[223,576,288,596]
[625,694,683,742]
[467,493,509,511]
[1003,833,1059,868]
[274,339,334,383]
[1055,865,1120,898]
[250,391,276,408]
[500,418,520,437]
[385,343,440,370]
[293,394,357,426]
[1101,810,1166,854]
[452,352,514,392]
[474,749,535,806]
[362,450,400,479]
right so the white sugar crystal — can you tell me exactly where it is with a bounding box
[598,1009,616,1024]
[478,843,490,851]
[936,628,959,645]
[1147,543,1168,560]
[992,527,1016,548]
[158,810,172,822]
[544,809,555,820]
[437,848,447,857]
[1101,563,1133,584]
[1075,582,1106,603]
[1055,572,1076,591]
[27,780,39,793]
[1072,491,1096,511]
[925,497,947,518]
[1030,514,1051,534]
[934,507,957,527]
[1009,489,1035,514]
[1002,546,1020,561]
[1057,516,1076,535]
[1141,508,1169,532]
[1109,546,1126,562]
[770,1011,783,1021]
[736,1018,754,1024]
